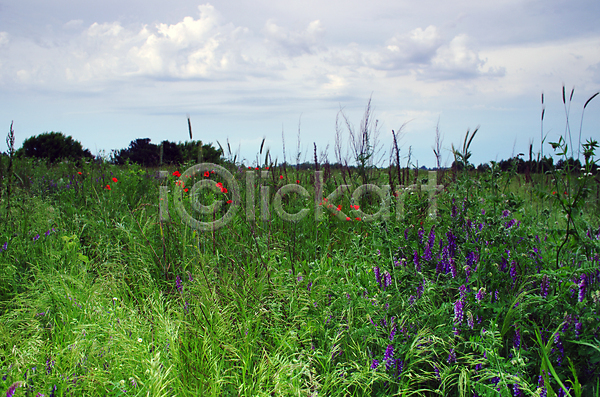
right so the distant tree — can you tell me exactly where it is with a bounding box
[16,131,92,163]
[114,138,160,167]
[160,140,183,165]
[113,138,223,166]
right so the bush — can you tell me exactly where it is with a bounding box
[16,132,92,163]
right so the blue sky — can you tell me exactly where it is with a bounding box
[1,0,599,167]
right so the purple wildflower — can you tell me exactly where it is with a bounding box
[453,299,464,325]
[383,271,392,290]
[502,209,510,218]
[428,225,436,246]
[384,344,395,370]
[575,321,582,340]
[459,284,467,301]
[447,348,456,364]
[476,288,485,303]
[541,275,549,298]
[1,242,6,251]
[578,274,587,302]
[6,382,22,397]
[434,364,441,381]
[467,312,474,329]
[418,228,424,244]
[510,262,518,285]
[373,267,381,287]
[307,282,312,291]
[413,250,420,272]
[513,326,521,349]
[33,234,40,241]
[175,275,182,292]
[371,359,380,370]
[45,229,52,236]
[450,259,457,278]
[389,323,397,341]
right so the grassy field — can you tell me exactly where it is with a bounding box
[0,140,599,396]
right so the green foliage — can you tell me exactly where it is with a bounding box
[113,138,223,167]
[16,131,92,163]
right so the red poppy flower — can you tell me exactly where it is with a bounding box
[221,188,228,194]
[78,171,82,175]
[336,204,342,211]
[227,200,232,204]
[266,167,269,170]
[173,171,181,177]
[345,216,351,221]
[355,217,361,221]
[552,191,556,195]
[105,184,111,190]
[279,175,284,180]
[255,167,259,170]
[296,180,300,184]
[112,177,118,183]
[204,171,210,177]
[248,166,252,170]
[352,205,360,210]
[216,182,223,188]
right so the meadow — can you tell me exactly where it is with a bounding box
[1,125,600,396]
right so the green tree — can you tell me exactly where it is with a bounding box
[16,131,92,163]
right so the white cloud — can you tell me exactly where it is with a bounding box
[0,32,8,47]
[263,19,324,56]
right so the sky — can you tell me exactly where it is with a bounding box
[0,0,599,168]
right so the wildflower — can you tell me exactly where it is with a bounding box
[552,191,556,195]
[578,273,587,302]
[45,229,51,236]
[371,359,380,370]
[137,337,142,343]
[352,205,360,210]
[502,209,510,218]
[413,250,420,272]
[453,300,464,325]
[184,188,188,192]
[204,171,209,177]
[112,177,118,183]
[447,348,456,364]
[227,200,232,204]
[6,382,22,397]
[384,344,394,370]
[476,287,485,303]
[33,234,40,241]
[434,364,441,381]
[346,217,351,221]
[296,180,300,184]
[279,175,283,179]
[467,312,474,329]
[337,204,342,211]
[373,266,381,287]
[78,171,82,175]
[172,171,181,177]
[355,217,361,221]
[255,167,259,170]
[105,184,111,190]
[248,166,252,170]
[383,271,392,290]
[176,275,182,292]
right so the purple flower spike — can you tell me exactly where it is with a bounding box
[578,274,587,302]
[453,300,464,325]
[384,344,395,370]
[373,267,381,287]
[371,359,380,370]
